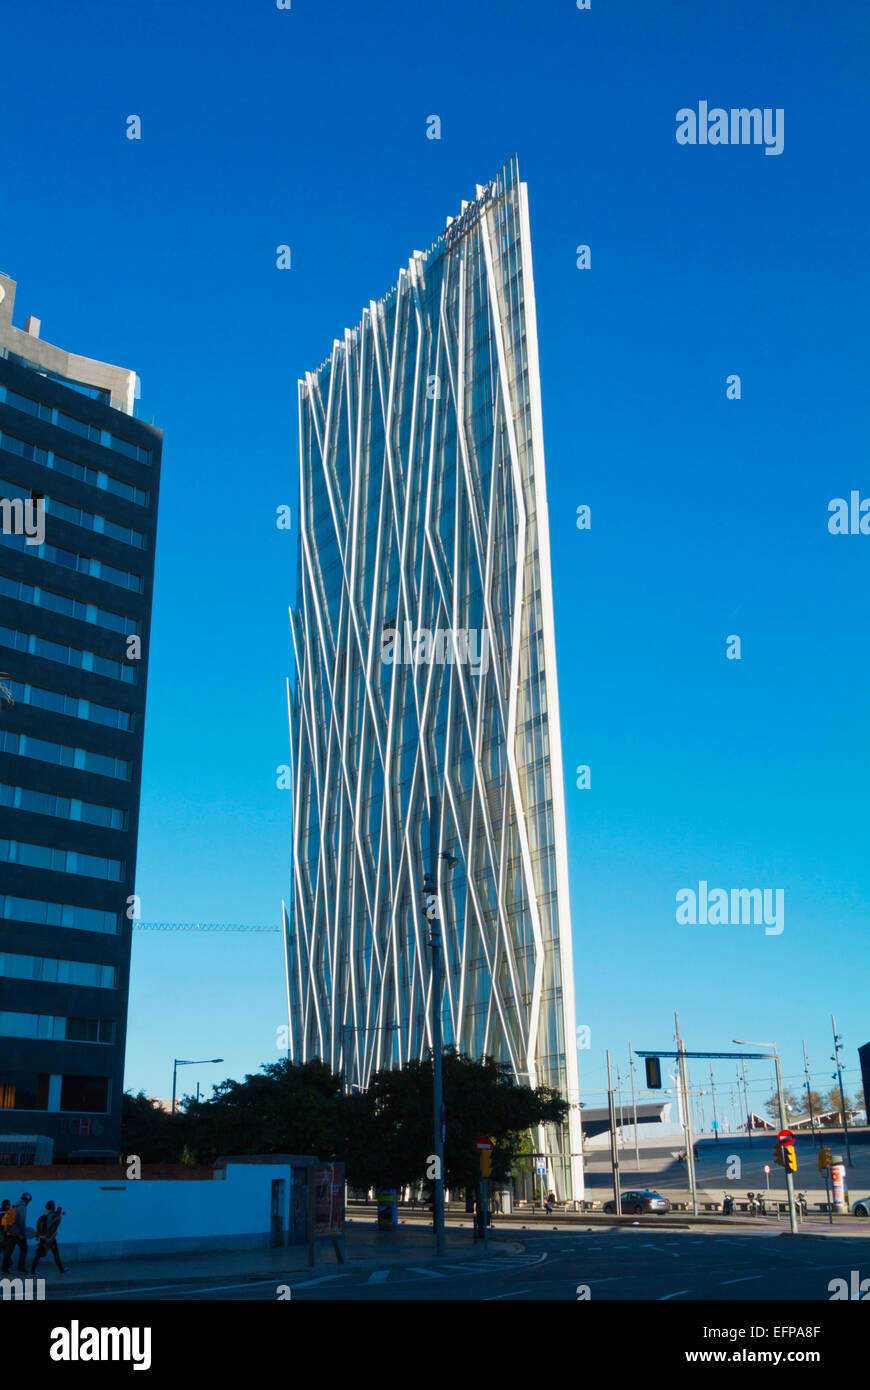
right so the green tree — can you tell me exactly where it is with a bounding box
[342,1049,568,1191]
[181,1059,343,1163]
[121,1090,182,1163]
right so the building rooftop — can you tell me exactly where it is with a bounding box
[0,271,137,414]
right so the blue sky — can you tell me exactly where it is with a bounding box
[2,0,867,1120]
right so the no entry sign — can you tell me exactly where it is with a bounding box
[475,1136,493,1153]
[778,1129,795,1147]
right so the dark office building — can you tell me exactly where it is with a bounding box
[0,272,161,1160]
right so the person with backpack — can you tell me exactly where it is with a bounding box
[30,1201,67,1275]
[0,1200,12,1264]
[1,1192,31,1273]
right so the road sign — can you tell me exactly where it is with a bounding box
[474,1136,493,1153]
[777,1129,795,1147]
[764,1164,771,1174]
[536,1161,547,1175]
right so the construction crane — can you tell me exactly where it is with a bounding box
[134,922,280,933]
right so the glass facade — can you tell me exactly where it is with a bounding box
[286,159,583,1198]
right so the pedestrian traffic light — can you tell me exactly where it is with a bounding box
[645,1057,662,1089]
[773,1144,784,1167]
[818,1147,832,1171]
[785,1146,798,1173]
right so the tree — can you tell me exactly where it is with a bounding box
[181,1059,344,1163]
[341,1049,568,1191]
[763,1088,800,1124]
[121,1090,182,1163]
[822,1086,852,1123]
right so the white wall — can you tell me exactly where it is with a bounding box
[1,1162,298,1261]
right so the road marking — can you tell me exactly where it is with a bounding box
[75,1277,285,1298]
[720,1275,763,1286]
[486,1289,530,1300]
[368,1270,389,1284]
[288,1274,352,1290]
[660,1289,692,1300]
[408,1267,446,1278]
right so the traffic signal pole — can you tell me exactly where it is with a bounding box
[675,1013,698,1217]
[606,1050,621,1215]
[773,1051,799,1235]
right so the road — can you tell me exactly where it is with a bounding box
[45,1227,870,1301]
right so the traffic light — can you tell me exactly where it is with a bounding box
[773,1144,784,1167]
[480,1150,492,1178]
[785,1146,798,1173]
[818,1147,832,1171]
[645,1057,662,1089]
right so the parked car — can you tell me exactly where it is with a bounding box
[604,1189,671,1215]
[851,1197,870,1218]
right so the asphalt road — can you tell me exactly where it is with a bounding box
[46,1228,870,1302]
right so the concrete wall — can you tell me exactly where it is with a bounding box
[0,1161,304,1262]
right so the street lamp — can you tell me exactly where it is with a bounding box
[733,1040,798,1235]
[423,795,459,1257]
[171,1058,223,1115]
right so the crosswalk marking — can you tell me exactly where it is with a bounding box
[368,1270,390,1284]
[408,1267,446,1278]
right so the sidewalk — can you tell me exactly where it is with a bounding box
[31,1218,519,1291]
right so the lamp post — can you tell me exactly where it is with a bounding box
[171,1058,223,1115]
[802,1040,818,1148]
[734,1040,798,1236]
[423,795,459,1257]
[831,1015,853,1167]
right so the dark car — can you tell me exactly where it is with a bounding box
[604,1189,671,1215]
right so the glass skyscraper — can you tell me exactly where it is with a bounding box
[0,273,161,1160]
[286,159,583,1198]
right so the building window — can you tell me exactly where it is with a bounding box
[60,1075,109,1112]
[0,782,127,830]
[0,840,124,881]
[0,728,131,780]
[0,573,140,637]
[0,953,117,988]
[4,678,133,730]
[0,530,143,592]
[0,894,118,934]
[0,1071,50,1110]
[0,1014,115,1044]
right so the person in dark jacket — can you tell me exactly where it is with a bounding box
[1,1192,31,1273]
[30,1201,66,1275]
[0,1200,11,1265]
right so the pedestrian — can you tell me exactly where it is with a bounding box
[1,1192,31,1273]
[544,1189,556,1215]
[30,1202,67,1275]
[0,1200,11,1266]
[693,1145,699,1162]
[722,1192,733,1216]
